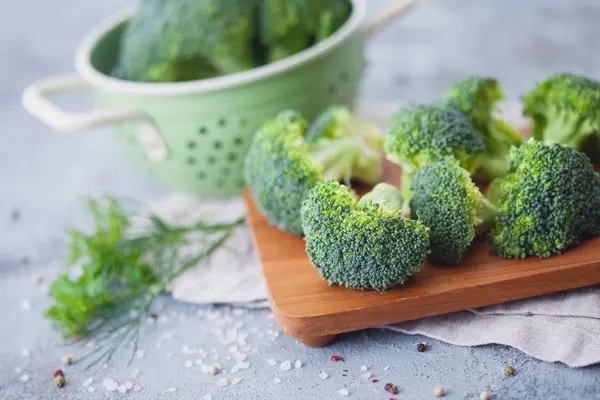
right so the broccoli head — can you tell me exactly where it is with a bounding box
[384,104,486,215]
[522,73,600,157]
[442,76,524,182]
[115,0,258,82]
[489,139,600,259]
[244,107,384,235]
[301,181,430,290]
[410,160,497,266]
[260,0,351,63]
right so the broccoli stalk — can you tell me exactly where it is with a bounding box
[489,139,600,259]
[358,183,404,210]
[384,104,485,216]
[301,181,430,290]
[441,76,524,182]
[522,73,600,160]
[410,160,498,266]
[244,107,384,235]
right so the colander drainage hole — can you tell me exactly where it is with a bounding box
[329,84,337,96]
[233,137,243,146]
[340,71,349,82]
[187,157,197,165]
[213,140,222,149]
[218,118,226,127]
[187,141,197,149]
[221,167,230,175]
[239,119,247,128]
[227,153,238,162]
[199,126,208,135]
[197,171,207,180]
[207,156,216,164]
[215,179,225,188]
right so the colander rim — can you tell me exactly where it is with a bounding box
[74,0,368,96]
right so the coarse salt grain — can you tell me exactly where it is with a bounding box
[216,378,228,387]
[185,360,193,368]
[318,372,329,380]
[280,360,292,371]
[15,367,22,374]
[118,385,127,394]
[135,350,145,359]
[167,387,177,393]
[88,387,96,393]
[21,348,30,357]
[231,377,241,385]
[359,373,372,380]
[360,365,368,371]
[20,300,32,311]
[272,377,282,384]
[337,388,349,396]
[383,365,390,371]
[267,358,277,366]
[133,384,143,392]
[294,360,302,369]
[103,378,118,392]
[19,374,29,382]
[125,381,133,390]
[231,365,240,373]
[203,395,212,400]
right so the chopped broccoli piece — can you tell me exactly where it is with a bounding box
[522,73,600,158]
[306,105,384,184]
[384,104,486,215]
[115,0,258,82]
[244,107,384,235]
[489,139,600,259]
[410,160,497,266]
[301,181,430,290]
[260,0,351,63]
[442,76,524,181]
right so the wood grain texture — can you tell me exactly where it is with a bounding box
[244,149,600,346]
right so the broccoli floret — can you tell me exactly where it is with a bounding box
[244,107,384,235]
[384,104,485,216]
[441,76,524,182]
[410,161,497,266]
[301,181,430,290]
[489,139,600,259]
[115,0,258,82]
[522,73,600,158]
[260,0,351,63]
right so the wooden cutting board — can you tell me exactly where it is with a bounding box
[243,159,600,348]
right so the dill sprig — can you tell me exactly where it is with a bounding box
[45,196,244,369]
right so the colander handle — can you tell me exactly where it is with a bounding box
[21,74,168,162]
[367,0,418,38]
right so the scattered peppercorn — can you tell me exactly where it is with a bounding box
[148,312,159,319]
[384,383,399,395]
[434,385,445,397]
[417,341,428,352]
[72,336,80,343]
[62,355,73,365]
[10,208,20,222]
[504,366,515,376]
[371,379,379,383]
[330,355,343,362]
[54,374,65,388]
[480,391,491,400]
[53,369,64,378]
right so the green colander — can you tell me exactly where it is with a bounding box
[22,0,417,198]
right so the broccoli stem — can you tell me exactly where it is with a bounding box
[493,117,524,148]
[358,183,403,210]
[400,169,414,217]
[475,197,498,236]
[309,137,359,184]
[543,108,593,149]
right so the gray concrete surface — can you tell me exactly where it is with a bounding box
[2,0,600,399]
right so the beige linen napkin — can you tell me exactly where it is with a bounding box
[135,100,600,368]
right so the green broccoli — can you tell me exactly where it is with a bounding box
[301,181,430,290]
[489,139,600,259]
[441,76,524,182]
[384,104,486,216]
[115,0,258,82]
[522,73,600,158]
[410,160,498,266]
[244,107,384,235]
[260,0,351,63]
